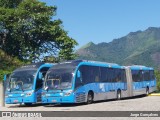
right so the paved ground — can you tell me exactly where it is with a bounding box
[1,95,160,120]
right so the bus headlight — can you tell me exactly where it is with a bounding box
[25,90,34,97]
[64,90,73,96]
[21,94,25,96]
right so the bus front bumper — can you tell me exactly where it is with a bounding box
[5,96,36,104]
[42,95,75,104]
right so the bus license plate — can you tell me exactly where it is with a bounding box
[14,100,18,102]
[52,100,57,102]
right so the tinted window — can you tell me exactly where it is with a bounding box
[100,67,109,82]
[79,65,100,84]
[150,70,155,80]
[121,69,127,82]
[131,70,143,82]
[76,66,126,85]
[100,67,126,82]
[143,70,150,81]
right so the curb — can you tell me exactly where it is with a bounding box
[148,93,160,96]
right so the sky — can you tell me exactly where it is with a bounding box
[40,0,160,49]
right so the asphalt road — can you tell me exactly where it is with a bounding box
[1,95,160,120]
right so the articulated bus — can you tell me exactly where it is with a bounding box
[42,60,156,104]
[4,63,54,105]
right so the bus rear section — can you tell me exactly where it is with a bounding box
[128,65,156,96]
[5,63,54,105]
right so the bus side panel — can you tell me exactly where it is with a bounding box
[94,82,128,101]
[94,83,116,101]
[132,82,146,96]
[149,80,157,93]
[75,82,129,102]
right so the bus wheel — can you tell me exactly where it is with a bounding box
[117,90,121,100]
[87,92,93,104]
[146,87,149,95]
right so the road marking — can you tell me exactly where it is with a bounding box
[148,93,160,96]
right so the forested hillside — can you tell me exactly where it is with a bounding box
[77,27,160,69]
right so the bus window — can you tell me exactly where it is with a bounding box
[132,70,139,82]
[143,70,150,81]
[115,69,121,82]
[80,66,92,84]
[91,66,100,82]
[100,67,108,82]
[75,70,82,89]
[139,70,143,81]
[121,69,127,82]
[132,70,143,82]
[150,70,155,80]
[95,76,99,82]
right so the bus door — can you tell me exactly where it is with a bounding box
[74,70,86,103]
[35,67,50,102]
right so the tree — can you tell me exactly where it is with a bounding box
[155,70,160,91]
[0,0,78,62]
[0,49,24,81]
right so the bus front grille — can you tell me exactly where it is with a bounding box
[76,93,86,103]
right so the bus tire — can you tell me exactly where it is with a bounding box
[87,92,93,104]
[146,87,149,95]
[117,90,121,100]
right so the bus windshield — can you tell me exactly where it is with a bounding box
[45,68,74,90]
[8,70,37,92]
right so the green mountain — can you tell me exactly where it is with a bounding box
[76,27,160,69]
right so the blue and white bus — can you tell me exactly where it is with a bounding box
[42,60,156,104]
[4,63,54,105]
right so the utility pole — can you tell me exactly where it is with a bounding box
[0,81,5,107]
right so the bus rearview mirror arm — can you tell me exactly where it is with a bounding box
[3,75,7,81]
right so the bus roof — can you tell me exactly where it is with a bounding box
[55,60,124,69]
[14,62,54,72]
[127,65,154,70]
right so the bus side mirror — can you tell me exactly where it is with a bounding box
[77,70,81,78]
[77,70,82,83]
[3,74,7,81]
[38,72,43,80]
